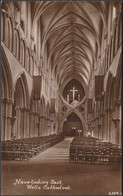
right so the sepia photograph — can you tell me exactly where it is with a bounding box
[1,0,122,195]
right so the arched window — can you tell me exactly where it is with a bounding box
[30,56,34,76]
[107,47,110,69]
[7,18,13,51]
[21,41,25,66]
[118,15,122,48]
[20,1,26,33]
[114,27,117,55]
[1,12,5,42]
[15,31,20,59]
[104,51,107,75]
[26,49,30,72]
[110,38,113,63]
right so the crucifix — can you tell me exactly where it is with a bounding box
[70,86,78,102]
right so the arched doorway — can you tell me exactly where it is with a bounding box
[63,112,83,136]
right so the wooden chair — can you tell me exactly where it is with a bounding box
[69,146,77,163]
[84,148,93,164]
[77,147,85,163]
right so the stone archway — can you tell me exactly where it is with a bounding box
[13,73,30,139]
[60,109,85,136]
[63,112,83,136]
[1,47,14,141]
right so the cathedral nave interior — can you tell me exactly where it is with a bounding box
[1,1,122,195]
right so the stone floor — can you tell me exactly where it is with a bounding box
[1,137,122,195]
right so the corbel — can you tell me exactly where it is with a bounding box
[112,118,120,128]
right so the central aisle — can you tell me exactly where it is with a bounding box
[30,137,73,163]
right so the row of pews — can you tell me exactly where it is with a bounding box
[2,134,64,161]
[69,136,122,165]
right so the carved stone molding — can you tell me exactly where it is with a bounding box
[104,107,113,112]
[114,99,121,106]
[14,2,20,11]
[15,106,30,111]
[112,118,120,128]
[7,116,16,122]
[30,35,34,41]
[1,98,14,104]
[30,111,39,115]
[97,123,102,128]
[6,12,12,18]
[99,113,105,117]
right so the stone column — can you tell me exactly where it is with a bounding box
[101,113,105,141]
[2,99,8,140]
[4,12,9,46]
[51,121,55,135]
[34,113,38,137]
[45,118,48,136]
[15,107,20,139]
[20,107,24,139]
[118,103,121,145]
[41,117,45,136]
[23,107,30,138]
[23,107,27,138]
[1,98,13,141]
[40,116,43,136]
[29,112,35,137]
[104,108,110,142]
[55,122,58,134]
[95,117,99,139]
[39,116,43,136]
[36,114,40,137]
[15,106,30,139]
[47,119,52,135]
[44,118,47,136]
[109,108,114,143]
[7,100,13,140]
[7,116,16,139]
[15,107,23,139]
[26,108,30,138]
[113,100,121,144]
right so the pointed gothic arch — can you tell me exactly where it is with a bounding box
[60,109,85,134]
[12,72,30,139]
[14,29,20,60]
[1,46,14,100]
[1,46,14,141]
[14,72,30,108]
[6,17,14,52]
[62,111,84,136]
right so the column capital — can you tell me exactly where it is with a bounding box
[30,111,39,115]
[104,107,113,112]
[16,106,30,111]
[1,98,14,104]
[114,99,121,106]
[7,116,16,122]
[98,113,105,117]
[6,12,12,18]
[112,118,120,128]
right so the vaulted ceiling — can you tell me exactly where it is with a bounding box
[31,1,109,89]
